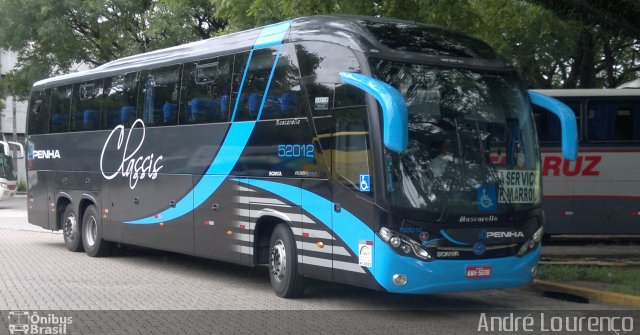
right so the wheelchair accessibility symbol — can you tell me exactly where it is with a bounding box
[477,186,496,211]
[360,174,371,192]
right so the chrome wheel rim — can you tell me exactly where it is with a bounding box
[270,240,287,283]
[63,213,78,242]
[85,216,97,247]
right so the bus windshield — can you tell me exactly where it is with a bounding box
[0,153,16,180]
[372,60,540,213]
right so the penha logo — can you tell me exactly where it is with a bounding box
[28,149,61,160]
[100,119,164,189]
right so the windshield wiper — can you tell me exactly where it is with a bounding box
[473,120,516,221]
[436,119,465,223]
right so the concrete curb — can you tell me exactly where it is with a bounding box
[530,279,640,309]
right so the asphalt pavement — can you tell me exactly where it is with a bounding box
[1,195,635,334]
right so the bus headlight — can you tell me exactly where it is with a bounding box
[378,227,432,261]
[517,226,544,256]
[0,182,7,189]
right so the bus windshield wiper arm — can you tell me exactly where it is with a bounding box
[474,120,515,220]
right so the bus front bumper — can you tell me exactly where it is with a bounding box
[374,244,540,294]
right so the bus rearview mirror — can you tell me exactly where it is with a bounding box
[339,72,408,153]
[528,90,578,161]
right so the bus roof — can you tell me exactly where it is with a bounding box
[531,88,640,98]
[33,15,506,89]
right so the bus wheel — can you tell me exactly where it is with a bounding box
[62,205,83,252]
[268,223,305,298]
[82,205,113,257]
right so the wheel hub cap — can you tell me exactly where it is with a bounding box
[85,216,97,247]
[63,214,77,241]
[270,240,287,283]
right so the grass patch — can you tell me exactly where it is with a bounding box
[537,264,640,296]
[17,179,26,192]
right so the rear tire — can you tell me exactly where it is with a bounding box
[82,205,113,257]
[62,204,83,252]
[269,223,305,298]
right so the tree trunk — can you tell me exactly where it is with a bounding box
[603,38,616,88]
[577,29,595,88]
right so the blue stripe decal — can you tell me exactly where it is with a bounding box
[126,122,256,224]
[235,179,538,294]
[235,178,373,263]
[439,230,470,246]
[124,21,292,225]
[256,46,282,120]
[253,21,292,49]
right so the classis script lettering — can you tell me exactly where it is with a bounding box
[100,119,164,189]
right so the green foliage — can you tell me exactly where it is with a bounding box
[17,179,26,192]
[537,264,640,296]
[0,0,226,94]
[0,0,637,90]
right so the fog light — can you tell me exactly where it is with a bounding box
[390,236,401,248]
[393,274,407,286]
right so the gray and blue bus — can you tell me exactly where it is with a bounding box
[26,16,576,297]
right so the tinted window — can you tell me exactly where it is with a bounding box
[299,78,334,173]
[333,107,373,194]
[102,72,139,129]
[260,44,304,120]
[361,20,496,59]
[533,101,581,143]
[49,85,72,133]
[141,65,182,127]
[296,42,360,82]
[27,90,50,135]
[296,42,363,117]
[232,45,304,121]
[587,100,640,141]
[71,80,103,131]
[181,55,233,124]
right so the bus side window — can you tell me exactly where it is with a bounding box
[296,41,364,174]
[587,100,639,142]
[532,101,580,143]
[70,80,103,132]
[181,55,233,124]
[28,90,51,135]
[49,85,73,133]
[231,48,277,122]
[102,72,139,130]
[259,44,305,121]
[141,65,182,127]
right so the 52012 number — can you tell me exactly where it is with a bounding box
[277,144,315,158]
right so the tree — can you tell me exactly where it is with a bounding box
[530,0,640,88]
[0,0,227,95]
[0,0,637,90]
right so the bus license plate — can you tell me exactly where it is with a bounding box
[466,265,492,278]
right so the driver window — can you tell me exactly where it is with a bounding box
[332,107,373,194]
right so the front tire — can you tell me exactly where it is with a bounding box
[62,204,83,252]
[82,205,113,257]
[269,223,305,298]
